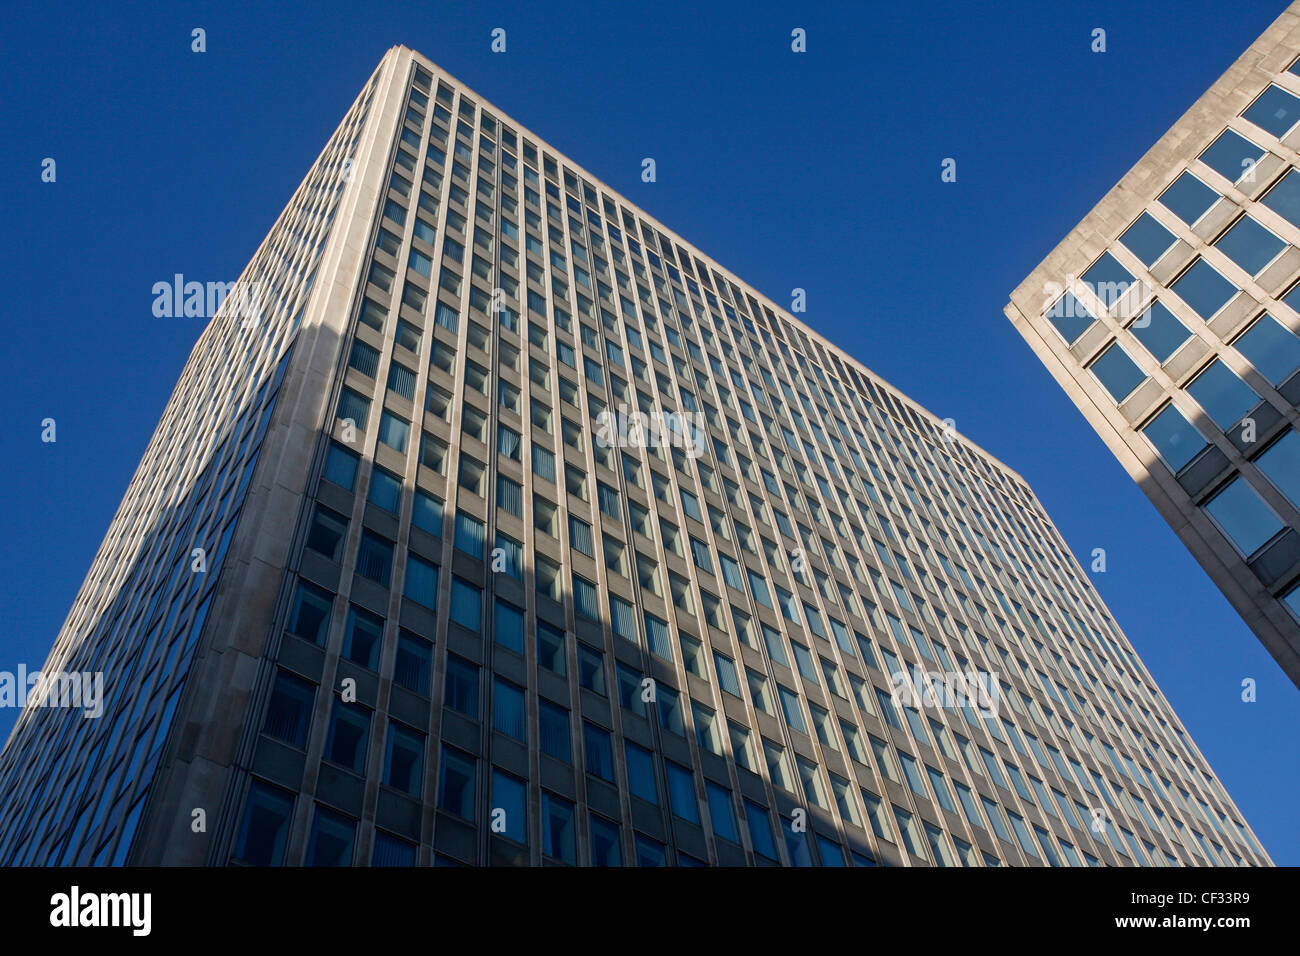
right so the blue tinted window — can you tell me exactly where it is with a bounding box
[438,746,476,819]
[1205,477,1282,556]
[491,770,526,843]
[449,577,480,631]
[1120,212,1176,266]
[1160,171,1219,224]
[493,677,525,740]
[665,761,699,823]
[412,490,444,535]
[1214,215,1284,275]
[625,741,658,804]
[1261,168,1300,227]
[1044,291,1095,343]
[493,599,524,652]
[1187,361,1259,428]
[1081,252,1136,309]
[706,783,738,842]
[744,801,777,859]
[1242,84,1300,137]
[1130,301,1190,362]
[1256,430,1300,509]
[1235,314,1300,384]
[1142,405,1208,472]
[1171,259,1237,319]
[403,555,438,609]
[322,443,359,490]
[1198,129,1265,183]
[1089,344,1146,402]
[367,466,401,512]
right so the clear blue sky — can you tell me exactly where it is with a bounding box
[2,0,1295,864]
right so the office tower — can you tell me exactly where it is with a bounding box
[1007,5,1300,687]
[0,47,1269,869]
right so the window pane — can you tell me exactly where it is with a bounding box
[1198,129,1265,184]
[1242,84,1300,137]
[1119,212,1176,266]
[1044,291,1094,344]
[1171,259,1237,319]
[1234,314,1300,384]
[1187,360,1258,428]
[1256,430,1300,509]
[1215,215,1284,275]
[1088,344,1146,402]
[1081,252,1136,311]
[1204,477,1282,556]
[1261,168,1300,228]
[1130,300,1191,363]
[1142,404,1208,472]
[1159,171,1219,225]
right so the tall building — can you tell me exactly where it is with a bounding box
[0,47,1270,868]
[1007,5,1300,688]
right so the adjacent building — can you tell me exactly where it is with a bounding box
[1008,4,1300,687]
[0,47,1270,866]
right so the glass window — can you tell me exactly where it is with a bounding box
[1255,430,1300,509]
[325,702,370,773]
[538,699,570,762]
[706,783,738,843]
[625,741,658,804]
[1119,211,1176,266]
[263,670,315,748]
[356,532,393,586]
[306,807,356,866]
[1204,476,1283,556]
[383,722,424,795]
[541,792,576,863]
[1159,171,1220,225]
[403,554,438,610]
[1088,344,1146,402]
[745,801,777,859]
[449,577,481,631]
[1242,84,1300,137]
[494,599,524,653]
[367,468,401,514]
[589,814,621,867]
[491,770,526,843]
[583,722,614,780]
[1198,129,1265,184]
[1081,252,1136,311]
[288,581,333,645]
[1142,404,1208,472]
[1187,360,1259,428]
[344,605,384,669]
[1234,314,1300,384]
[1171,259,1237,319]
[322,443,359,490]
[665,761,700,823]
[1130,300,1190,363]
[1215,215,1284,275]
[1261,168,1300,228]
[493,677,526,740]
[443,656,478,716]
[394,630,432,695]
[1044,291,1094,344]
[305,505,347,561]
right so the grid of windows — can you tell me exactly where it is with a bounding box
[1010,22,1300,692]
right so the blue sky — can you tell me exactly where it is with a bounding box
[1,0,1295,863]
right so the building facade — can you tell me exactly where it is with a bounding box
[0,47,1270,867]
[1008,4,1300,688]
